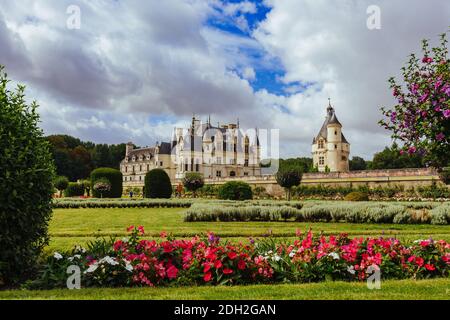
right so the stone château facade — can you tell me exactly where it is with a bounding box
[312,100,350,172]
[120,116,261,185]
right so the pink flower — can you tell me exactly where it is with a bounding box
[160,231,167,238]
[422,56,433,64]
[127,225,135,232]
[443,109,450,118]
[166,265,178,279]
[436,133,445,141]
[407,146,416,154]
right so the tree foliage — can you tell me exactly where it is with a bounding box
[369,143,424,169]
[275,168,303,200]
[144,169,172,199]
[0,66,55,285]
[182,172,204,196]
[53,176,69,197]
[46,134,126,181]
[349,156,367,171]
[218,181,253,201]
[380,33,450,168]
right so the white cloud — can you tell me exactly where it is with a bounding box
[1,0,449,160]
[253,0,450,158]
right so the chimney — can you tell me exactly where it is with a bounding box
[126,142,133,156]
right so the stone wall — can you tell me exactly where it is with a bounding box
[301,167,441,187]
[123,167,443,197]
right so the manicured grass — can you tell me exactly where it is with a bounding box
[46,207,450,253]
[1,279,449,300]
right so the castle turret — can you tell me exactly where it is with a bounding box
[312,99,350,172]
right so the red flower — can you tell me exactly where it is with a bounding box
[166,265,178,279]
[204,272,212,282]
[160,231,167,238]
[223,268,233,275]
[237,260,246,270]
[127,225,135,232]
[137,226,145,235]
[214,260,223,269]
[203,263,211,273]
[162,242,174,253]
[424,264,435,271]
[227,252,237,260]
[415,257,424,267]
[113,240,123,251]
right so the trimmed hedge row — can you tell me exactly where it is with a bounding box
[64,182,85,197]
[184,202,450,225]
[53,199,192,209]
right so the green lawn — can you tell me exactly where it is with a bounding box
[2,279,449,300]
[46,207,450,252]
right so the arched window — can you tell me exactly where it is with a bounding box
[230,171,236,177]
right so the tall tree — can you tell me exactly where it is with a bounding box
[380,33,450,168]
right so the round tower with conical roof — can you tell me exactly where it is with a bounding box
[312,100,350,172]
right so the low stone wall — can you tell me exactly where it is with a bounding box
[123,168,443,197]
[302,167,441,187]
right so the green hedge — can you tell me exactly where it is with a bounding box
[90,168,123,198]
[218,181,253,201]
[144,169,172,198]
[64,182,85,197]
[53,199,191,209]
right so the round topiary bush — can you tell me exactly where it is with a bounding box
[0,66,55,285]
[144,169,172,198]
[344,191,369,201]
[64,182,85,197]
[90,168,122,198]
[218,181,253,201]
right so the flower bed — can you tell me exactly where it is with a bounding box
[29,226,450,289]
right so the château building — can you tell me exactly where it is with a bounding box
[312,100,350,172]
[120,116,261,185]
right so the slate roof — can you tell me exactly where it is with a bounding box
[313,102,348,144]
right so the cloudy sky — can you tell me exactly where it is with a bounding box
[1,0,449,159]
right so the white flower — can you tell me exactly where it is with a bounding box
[271,255,281,262]
[289,251,296,258]
[347,265,356,275]
[328,252,340,260]
[84,263,98,274]
[67,254,81,262]
[53,252,63,260]
[125,263,133,272]
[99,256,119,266]
[122,237,129,243]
